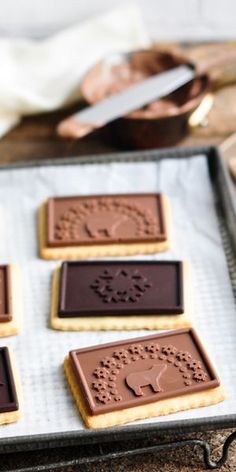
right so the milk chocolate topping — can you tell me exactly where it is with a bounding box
[0,347,18,413]
[69,329,220,416]
[0,266,12,322]
[47,193,167,247]
[59,261,183,317]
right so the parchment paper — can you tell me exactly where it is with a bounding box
[0,155,235,438]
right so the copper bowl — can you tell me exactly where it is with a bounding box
[80,49,211,149]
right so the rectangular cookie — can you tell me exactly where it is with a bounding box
[0,347,22,424]
[64,328,225,428]
[0,265,22,337]
[39,193,171,259]
[51,260,192,330]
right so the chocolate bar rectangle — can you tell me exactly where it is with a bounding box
[0,347,18,413]
[69,329,220,416]
[47,193,167,247]
[59,261,183,317]
[0,266,12,322]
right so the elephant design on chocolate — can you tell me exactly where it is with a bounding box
[126,364,167,396]
[85,213,128,239]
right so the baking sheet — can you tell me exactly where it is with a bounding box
[0,155,235,438]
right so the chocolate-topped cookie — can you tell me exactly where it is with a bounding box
[51,260,192,331]
[0,347,21,424]
[0,265,22,337]
[64,329,225,428]
[39,193,171,259]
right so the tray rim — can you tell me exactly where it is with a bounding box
[0,144,236,454]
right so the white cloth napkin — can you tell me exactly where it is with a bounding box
[0,2,149,138]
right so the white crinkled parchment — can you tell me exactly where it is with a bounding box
[0,155,235,438]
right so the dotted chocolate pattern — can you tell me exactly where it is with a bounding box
[90,268,152,303]
[54,198,159,242]
[91,343,209,404]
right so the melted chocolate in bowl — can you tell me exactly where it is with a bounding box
[81,50,208,120]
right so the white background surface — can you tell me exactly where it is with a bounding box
[0,155,235,438]
[0,0,236,40]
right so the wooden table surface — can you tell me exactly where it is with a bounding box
[1,42,236,472]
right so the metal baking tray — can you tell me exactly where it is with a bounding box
[0,145,235,471]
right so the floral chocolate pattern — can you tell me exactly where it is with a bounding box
[54,198,159,243]
[90,269,152,304]
[91,342,210,405]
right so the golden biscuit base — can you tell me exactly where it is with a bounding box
[51,262,192,331]
[0,349,22,425]
[64,356,226,429]
[39,195,171,260]
[0,265,22,337]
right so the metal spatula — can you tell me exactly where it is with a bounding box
[57,65,195,139]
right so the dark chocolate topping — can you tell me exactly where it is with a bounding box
[59,261,183,317]
[0,347,18,413]
[0,266,12,322]
[69,329,220,416]
[47,193,167,247]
